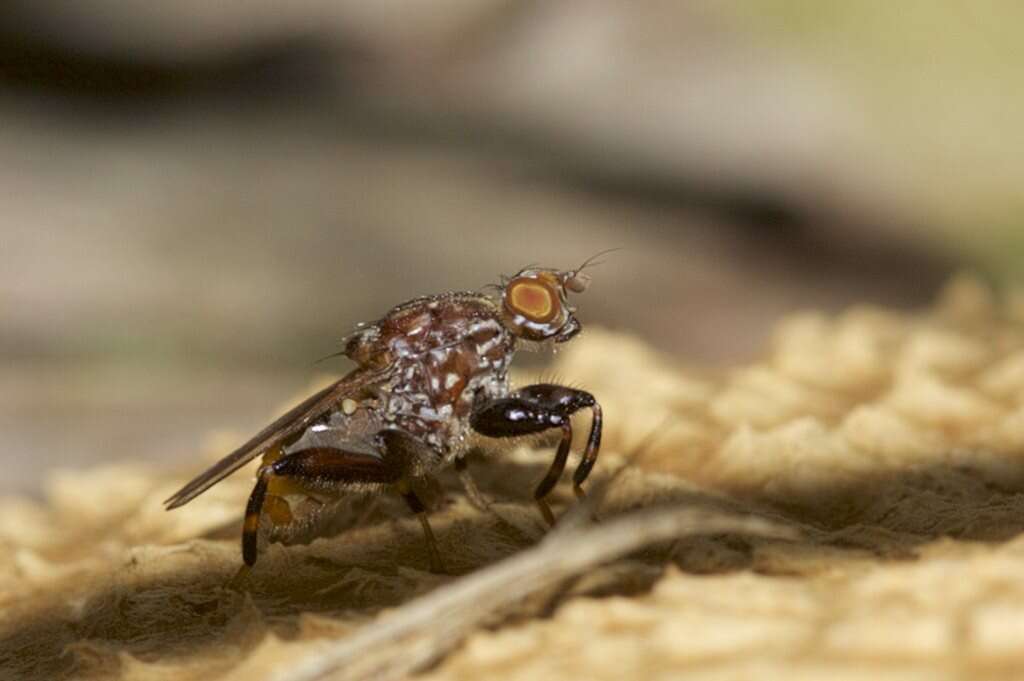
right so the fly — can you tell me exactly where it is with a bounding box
[164,258,607,572]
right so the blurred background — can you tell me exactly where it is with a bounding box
[1,1,1022,493]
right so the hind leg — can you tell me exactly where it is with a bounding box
[241,446,401,567]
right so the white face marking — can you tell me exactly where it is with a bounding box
[444,373,459,390]
[342,398,358,415]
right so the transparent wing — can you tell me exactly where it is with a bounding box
[163,367,388,509]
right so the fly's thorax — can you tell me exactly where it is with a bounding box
[346,292,504,365]
[359,294,516,458]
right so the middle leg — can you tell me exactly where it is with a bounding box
[453,451,491,511]
[395,478,444,572]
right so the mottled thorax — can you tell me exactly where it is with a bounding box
[346,292,516,460]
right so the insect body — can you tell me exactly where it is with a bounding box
[164,264,603,570]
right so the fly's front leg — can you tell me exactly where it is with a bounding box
[470,384,602,525]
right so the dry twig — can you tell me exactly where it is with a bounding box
[268,505,799,681]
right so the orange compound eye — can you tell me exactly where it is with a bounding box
[507,278,558,323]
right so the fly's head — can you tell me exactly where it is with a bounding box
[499,265,593,344]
